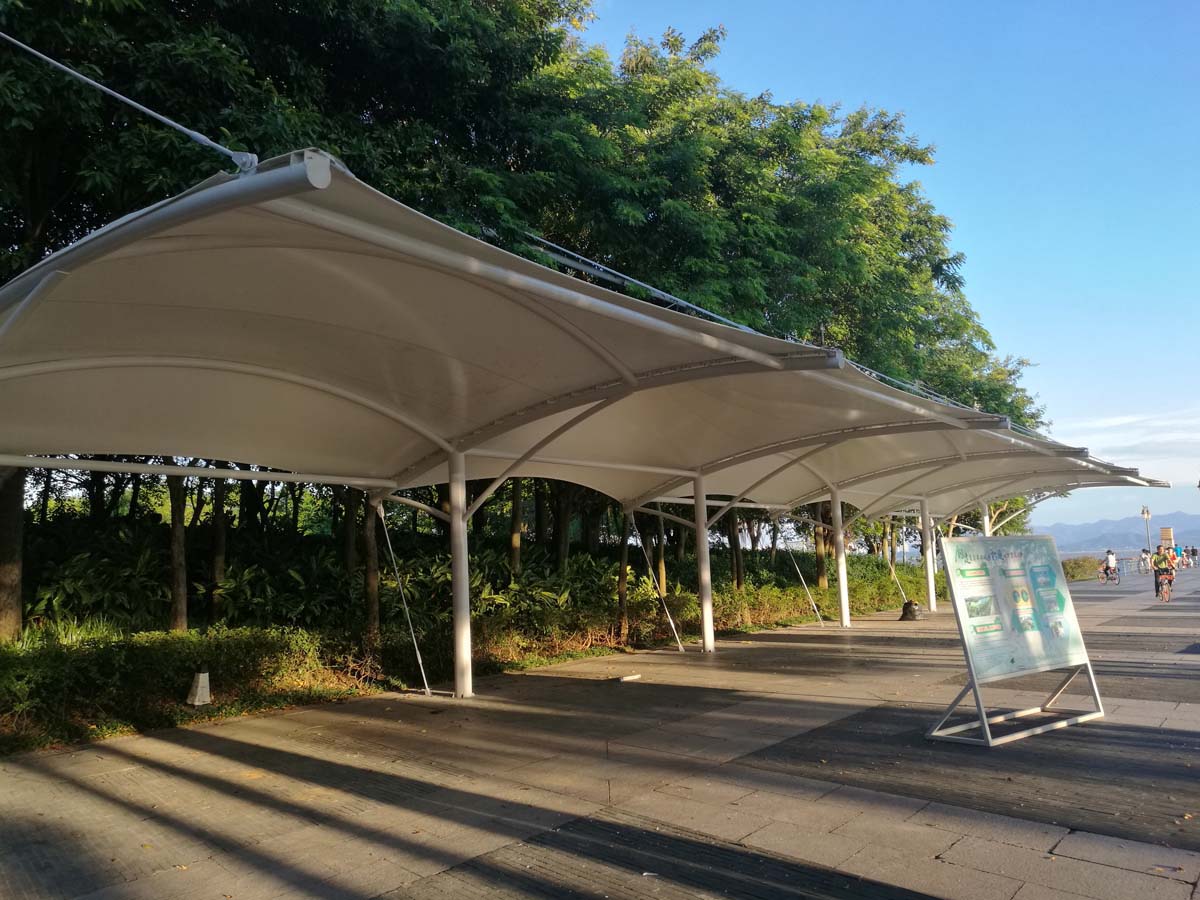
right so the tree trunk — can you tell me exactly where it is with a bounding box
[0,469,25,642]
[211,476,227,620]
[189,480,207,529]
[287,483,302,533]
[167,475,188,632]
[240,478,266,532]
[331,485,343,535]
[584,503,602,556]
[769,520,779,566]
[553,483,572,573]
[126,472,142,520]
[674,524,686,563]
[263,482,280,523]
[728,511,744,591]
[87,470,107,522]
[435,483,451,538]
[104,473,127,520]
[509,478,522,574]
[814,503,829,589]
[534,480,548,544]
[469,478,490,534]
[364,498,380,652]
[342,487,358,575]
[654,506,667,598]
[617,513,631,644]
[39,468,51,524]
[888,516,897,568]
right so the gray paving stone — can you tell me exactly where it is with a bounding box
[741,819,867,868]
[910,801,1070,851]
[1012,883,1103,900]
[822,784,930,820]
[316,858,424,897]
[1052,830,1200,882]
[617,790,772,842]
[656,772,757,805]
[833,813,961,856]
[839,843,1024,900]
[727,789,864,831]
[718,762,842,800]
[942,835,1193,900]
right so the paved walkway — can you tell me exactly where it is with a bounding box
[3,568,1200,899]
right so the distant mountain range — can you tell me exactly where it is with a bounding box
[1034,511,1200,552]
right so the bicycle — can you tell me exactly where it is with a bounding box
[1097,566,1120,585]
[1137,557,1151,575]
[1157,570,1174,603]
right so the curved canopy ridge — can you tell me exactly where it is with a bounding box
[0,149,835,482]
[0,147,1155,515]
[0,148,1166,697]
[404,365,1154,521]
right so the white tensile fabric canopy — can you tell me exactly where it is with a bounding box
[0,148,1164,697]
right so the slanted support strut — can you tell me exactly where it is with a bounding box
[921,498,938,613]
[694,473,715,652]
[449,450,472,698]
[979,502,993,537]
[831,487,850,628]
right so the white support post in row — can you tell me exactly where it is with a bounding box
[694,473,715,652]
[448,450,473,698]
[979,502,993,537]
[920,498,938,613]
[830,486,851,628]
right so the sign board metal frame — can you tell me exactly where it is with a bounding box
[929,534,1104,748]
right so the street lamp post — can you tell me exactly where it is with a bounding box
[1141,506,1151,550]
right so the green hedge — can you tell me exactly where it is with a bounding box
[0,624,364,753]
[1061,556,1103,581]
[2,555,942,754]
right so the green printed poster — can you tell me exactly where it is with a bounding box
[941,535,1089,683]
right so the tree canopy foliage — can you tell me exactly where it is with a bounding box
[0,0,1042,426]
[0,0,1049,658]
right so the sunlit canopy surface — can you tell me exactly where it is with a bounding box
[0,149,1164,517]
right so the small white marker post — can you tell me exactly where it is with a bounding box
[186,666,211,706]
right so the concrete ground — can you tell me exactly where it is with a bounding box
[3,568,1200,899]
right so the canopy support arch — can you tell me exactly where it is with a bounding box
[693,473,716,652]
[448,451,472,698]
[990,492,1067,533]
[830,486,850,627]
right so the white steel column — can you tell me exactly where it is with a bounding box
[831,487,851,628]
[695,473,715,652]
[920,498,938,613]
[979,502,993,537]
[449,450,473,698]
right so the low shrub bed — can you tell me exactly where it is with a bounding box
[1,554,941,754]
[0,623,369,753]
[1061,556,1103,581]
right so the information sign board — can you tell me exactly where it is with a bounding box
[929,534,1103,747]
[942,535,1088,683]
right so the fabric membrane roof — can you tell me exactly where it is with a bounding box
[0,149,1166,519]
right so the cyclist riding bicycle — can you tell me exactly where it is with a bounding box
[1152,544,1175,600]
[1103,549,1118,579]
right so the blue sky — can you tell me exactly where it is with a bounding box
[583,1,1200,526]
